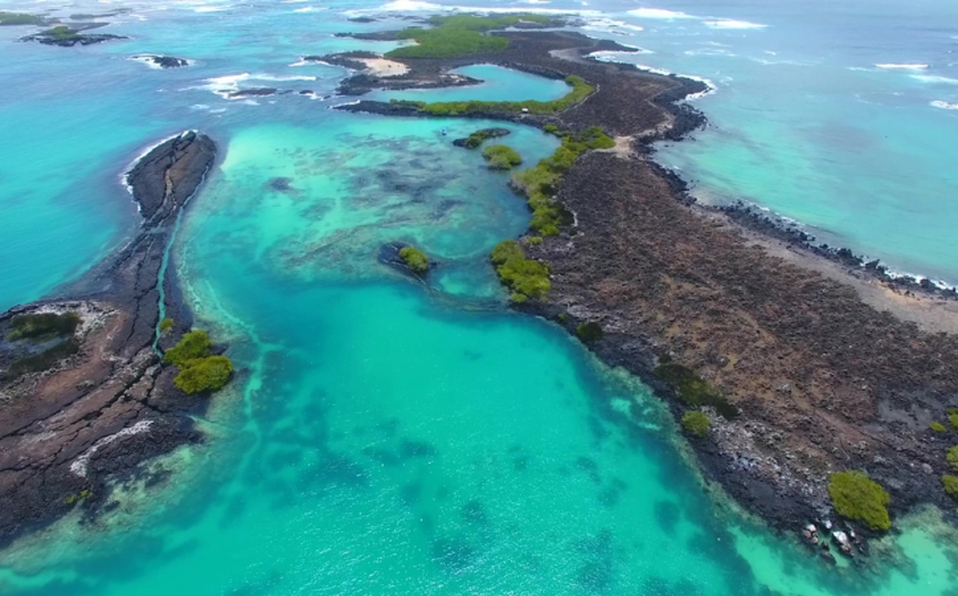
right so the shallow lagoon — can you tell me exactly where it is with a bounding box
[1,1,958,595]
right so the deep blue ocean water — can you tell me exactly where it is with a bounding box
[1,1,957,594]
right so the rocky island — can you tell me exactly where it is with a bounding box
[332,15,958,549]
[0,132,218,546]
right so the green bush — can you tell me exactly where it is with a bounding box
[950,413,958,430]
[681,410,711,438]
[654,362,738,419]
[490,240,550,302]
[459,128,510,149]
[399,246,430,274]
[164,330,234,395]
[416,75,595,117]
[543,124,560,135]
[41,26,82,42]
[163,330,212,367]
[575,322,603,343]
[507,127,615,236]
[482,145,522,169]
[931,421,947,432]
[385,14,558,59]
[174,355,233,394]
[827,471,892,531]
[943,475,958,501]
[948,445,958,472]
[159,318,174,334]
[0,12,45,25]
[7,312,80,341]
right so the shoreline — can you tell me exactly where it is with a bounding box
[328,26,958,547]
[0,132,216,547]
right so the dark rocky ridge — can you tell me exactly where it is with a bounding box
[0,132,216,547]
[331,27,958,541]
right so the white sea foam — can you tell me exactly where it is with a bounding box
[703,19,767,30]
[911,74,958,85]
[931,100,958,110]
[70,421,154,478]
[627,7,695,19]
[591,54,716,99]
[122,130,196,197]
[197,73,317,100]
[583,17,644,34]
[875,63,928,70]
[293,6,328,12]
[129,54,194,69]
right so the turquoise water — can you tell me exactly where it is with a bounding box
[369,64,573,103]
[1,1,958,594]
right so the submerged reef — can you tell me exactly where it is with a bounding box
[335,22,958,549]
[0,131,216,546]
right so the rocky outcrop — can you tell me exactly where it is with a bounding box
[332,26,958,539]
[0,131,216,546]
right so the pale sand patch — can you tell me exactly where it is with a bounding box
[600,135,635,158]
[696,207,958,334]
[358,58,409,77]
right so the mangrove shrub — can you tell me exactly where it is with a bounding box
[164,330,233,395]
[827,471,892,531]
[943,475,958,501]
[654,362,738,419]
[490,240,550,303]
[399,246,430,274]
[681,410,711,438]
[163,330,212,367]
[575,322,603,343]
[948,445,958,472]
[173,355,233,394]
[483,145,522,170]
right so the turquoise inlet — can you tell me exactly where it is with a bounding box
[0,1,957,595]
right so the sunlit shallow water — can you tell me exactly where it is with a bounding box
[1,1,957,594]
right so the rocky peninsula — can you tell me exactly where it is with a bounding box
[332,22,958,546]
[0,132,215,546]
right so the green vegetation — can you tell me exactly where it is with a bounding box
[950,412,958,430]
[399,246,430,274]
[653,362,738,419]
[386,14,556,59]
[575,322,603,343]
[543,124,560,134]
[40,26,83,42]
[7,312,80,341]
[681,410,711,438]
[931,421,948,433]
[398,75,595,117]
[943,475,958,501]
[490,240,550,303]
[163,330,213,367]
[0,12,46,25]
[948,445,958,472]
[64,489,91,506]
[3,338,80,381]
[163,330,233,395]
[174,355,233,394]
[827,471,892,531]
[482,145,522,170]
[510,127,616,235]
[458,128,510,149]
[159,318,174,334]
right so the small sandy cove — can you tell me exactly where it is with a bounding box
[358,58,409,77]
